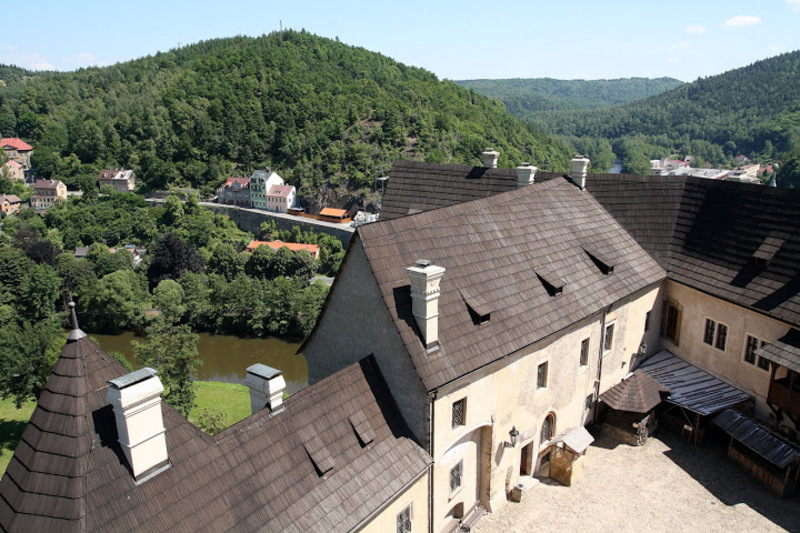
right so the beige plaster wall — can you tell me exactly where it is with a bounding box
[661,280,794,421]
[358,471,429,533]
[428,285,661,529]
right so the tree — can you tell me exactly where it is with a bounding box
[147,232,204,287]
[777,152,800,189]
[244,245,276,279]
[77,269,149,331]
[133,317,201,417]
[153,279,186,323]
[57,253,97,293]
[0,317,64,408]
[19,264,62,321]
[207,242,245,281]
[196,407,228,435]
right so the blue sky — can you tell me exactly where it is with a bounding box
[3,1,799,81]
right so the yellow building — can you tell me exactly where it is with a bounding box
[31,179,67,212]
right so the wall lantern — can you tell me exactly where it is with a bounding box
[638,341,648,357]
[504,426,520,448]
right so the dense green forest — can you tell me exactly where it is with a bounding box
[0,31,571,206]
[0,189,340,407]
[456,77,683,117]
[533,51,800,174]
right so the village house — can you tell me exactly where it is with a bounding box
[30,179,67,212]
[97,168,136,193]
[249,169,285,210]
[0,137,33,170]
[246,239,320,259]
[265,184,296,213]
[216,177,251,207]
[0,310,431,532]
[1,159,24,181]
[0,194,22,216]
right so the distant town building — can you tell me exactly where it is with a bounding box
[0,194,22,216]
[30,179,67,212]
[1,159,24,181]
[317,207,351,223]
[216,177,251,206]
[265,184,296,213]
[249,169,285,210]
[97,168,136,193]
[0,137,33,170]
[650,158,690,174]
[246,239,320,259]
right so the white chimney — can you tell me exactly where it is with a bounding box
[515,162,537,187]
[481,149,500,169]
[570,156,591,190]
[107,368,170,482]
[245,364,286,415]
[406,259,446,349]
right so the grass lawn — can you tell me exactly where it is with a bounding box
[0,381,251,477]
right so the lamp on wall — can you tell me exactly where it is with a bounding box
[638,341,648,356]
[504,426,520,448]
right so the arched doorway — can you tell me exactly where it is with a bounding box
[536,412,556,477]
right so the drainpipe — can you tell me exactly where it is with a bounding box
[428,390,436,533]
[592,305,612,424]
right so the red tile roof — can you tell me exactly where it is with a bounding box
[267,184,294,197]
[0,138,32,151]
[3,160,22,169]
[224,177,250,188]
[247,240,320,256]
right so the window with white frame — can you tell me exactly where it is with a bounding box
[604,323,615,352]
[537,361,549,389]
[744,335,769,370]
[396,504,412,533]
[451,398,466,429]
[703,319,728,351]
[449,461,463,496]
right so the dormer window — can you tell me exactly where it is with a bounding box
[536,270,564,297]
[583,246,615,275]
[752,237,784,267]
[460,289,492,325]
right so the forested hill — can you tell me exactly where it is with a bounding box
[0,31,570,207]
[456,77,683,118]
[536,50,800,172]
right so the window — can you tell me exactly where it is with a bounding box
[585,393,593,410]
[663,303,681,343]
[604,323,615,352]
[644,311,651,332]
[579,338,590,367]
[744,335,770,370]
[704,319,727,351]
[540,413,555,444]
[451,398,466,429]
[537,362,548,389]
[449,461,463,495]
[397,504,412,533]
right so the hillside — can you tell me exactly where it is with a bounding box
[0,31,571,209]
[456,77,683,117]
[534,51,800,173]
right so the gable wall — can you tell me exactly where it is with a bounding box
[302,238,431,447]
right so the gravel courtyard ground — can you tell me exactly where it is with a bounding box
[474,431,800,533]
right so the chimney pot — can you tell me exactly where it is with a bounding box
[246,364,287,415]
[570,156,591,190]
[406,260,446,349]
[515,163,538,187]
[481,149,500,169]
[107,368,170,482]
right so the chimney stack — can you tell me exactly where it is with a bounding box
[515,162,538,187]
[107,368,170,482]
[481,149,500,169]
[406,259,446,349]
[245,364,287,415]
[570,155,591,190]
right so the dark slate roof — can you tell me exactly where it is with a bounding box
[0,335,429,532]
[756,328,800,374]
[380,159,561,221]
[639,350,751,416]
[358,177,665,391]
[712,409,800,469]
[586,174,800,326]
[599,370,670,413]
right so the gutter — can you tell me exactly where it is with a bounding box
[592,304,612,424]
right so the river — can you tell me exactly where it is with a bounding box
[92,331,308,395]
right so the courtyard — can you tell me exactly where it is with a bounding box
[474,431,800,533]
